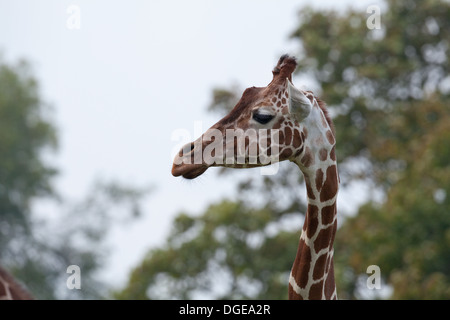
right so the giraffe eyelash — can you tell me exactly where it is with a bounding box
[252,110,275,124]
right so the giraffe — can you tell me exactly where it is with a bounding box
[171,54,339,300]
[0,265,33,300]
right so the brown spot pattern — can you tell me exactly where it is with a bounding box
[321,205,336,225]
[309,280,324,300]
[319,148,328,161]
[314,225,334,253]
[330,147,336,161]
[284,127,292,144]
[320,165,338,202]
[301,147,314,167]
[326,130,335,145]
[293,129,301,148]
[315,169,324,192]
[295,240,311,289]
[306,205,319,239]
[281,148,292,158]
[305,177,316,200]
[324,263,336,300]
[313,253,327,280]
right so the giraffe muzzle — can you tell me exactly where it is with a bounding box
[171,162,208,179]
[172,141,209,179]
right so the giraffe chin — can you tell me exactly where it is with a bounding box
[171,163,208,179]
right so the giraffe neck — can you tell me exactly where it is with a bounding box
[288,150,339,300]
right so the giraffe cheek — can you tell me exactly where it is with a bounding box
[272,118,284,130]
[280,148,293,159]
[284,127,293,145]
[293,129,302,149]
[278,130,285,145]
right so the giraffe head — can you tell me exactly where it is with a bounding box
[172,55,335,179]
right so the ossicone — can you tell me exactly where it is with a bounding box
[272,54,297,82]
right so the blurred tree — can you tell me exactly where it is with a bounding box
[0,56,149,299]
[290,0,449,189]
[119,0,450,299]
[0,57,57,241]
[115,200,300,299]
[336,98,450,299]
[288,0,450,299]
[0,57,60,298]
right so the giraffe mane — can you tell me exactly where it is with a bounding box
[314,95,335,135]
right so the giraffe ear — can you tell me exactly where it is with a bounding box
[286,78,311,120]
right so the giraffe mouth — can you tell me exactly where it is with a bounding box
[172,140,210,179]
[171,163,208,179]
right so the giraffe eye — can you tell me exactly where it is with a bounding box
[253,111,274,124]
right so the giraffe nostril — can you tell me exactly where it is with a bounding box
[179,142,195,157]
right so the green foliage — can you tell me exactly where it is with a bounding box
[0,58,57,234]
[116,200,300,299]
[207,86,241,115]
[291,0,450,186]
[290,0,450,299]
[0,56,62,298]
[336,99,450,299]
[0,56,149,299]
[289,0,450,299]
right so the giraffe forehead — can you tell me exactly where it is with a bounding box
[241,91,288,117]
[252,88,289,114]
[252,105,274,115]
[214,84,293,131]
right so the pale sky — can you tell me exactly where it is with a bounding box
[0,0,384,291]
